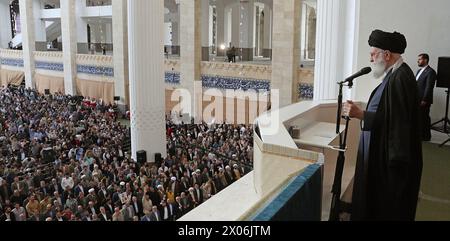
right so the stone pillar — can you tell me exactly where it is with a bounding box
[231,4,240,48]
[254,6,261,56]
[224,6,231,47]
[262,6,272,58]
[19,0,36,89]
[105,23,112,45]
[0,1,12,49]
[314,0,357,101]
[76,0,89,54]
[271,0,302,107]
[209,5,214,53]
[239,0,255,61]
[60,0,78,96]
[112,0,129,109]
[171,7,180,55]
[180,0,202,121]
[128,0,167,162]
[215,0,225,56]
[307,8,317,59]
[33,0,46,51]
[201,0,209,61]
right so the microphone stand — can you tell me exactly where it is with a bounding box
[329,80,353,221]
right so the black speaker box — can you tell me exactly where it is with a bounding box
[437,57,450,88]
[136,150,147,164]
[155,153,162,166]
[44,89,50,95]
[114,96,121,101]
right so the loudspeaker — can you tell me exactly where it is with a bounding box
[44,89,50,95]
[155,153,162,166]
[136,150,147,164]
[437,57,450,88]
[114,96,121,101]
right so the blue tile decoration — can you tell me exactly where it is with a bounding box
[2,58,116,77]
[77,65,114,77]
[299,83,314,100]
[1,58,24,67]
[201,75,271,92]
[35,61,64,72]
[165,71,181,85]
[164,73,271,92]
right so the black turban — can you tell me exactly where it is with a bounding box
[368,30,407,54]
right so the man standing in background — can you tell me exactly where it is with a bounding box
[416,53,437,141]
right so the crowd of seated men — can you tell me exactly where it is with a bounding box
[0,86,253,221]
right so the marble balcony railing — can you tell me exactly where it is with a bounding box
[0,49,24,69]
[201,61,272,81]
[0,49,23,60]
[76,54,114,68]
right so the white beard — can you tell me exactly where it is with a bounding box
[372,55,387,79]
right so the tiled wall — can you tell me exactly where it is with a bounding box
[0,50,115,79]
[163,70,314,100]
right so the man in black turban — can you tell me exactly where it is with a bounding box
[368,30,407,54]
[343,30,423,220]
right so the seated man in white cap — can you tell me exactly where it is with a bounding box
[217,168,228,191]
[86,188,98,205]
[224,166,235,184]
[169,176,180,196]
[233,164,242,180]
[187,187,198,208]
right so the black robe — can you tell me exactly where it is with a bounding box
[352,63,423,221]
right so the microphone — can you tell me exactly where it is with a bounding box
[339,67,372,87]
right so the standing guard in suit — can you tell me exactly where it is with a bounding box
[416,53,437,141]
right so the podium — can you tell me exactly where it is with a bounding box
[283,102,363,220]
